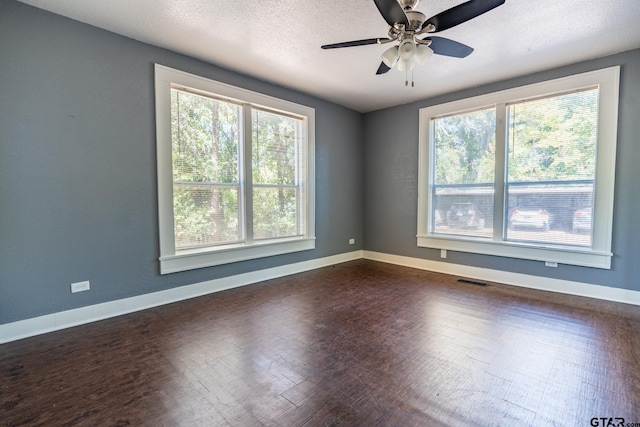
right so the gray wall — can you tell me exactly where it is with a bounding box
[0,1,364,324]
[363,49,640,292]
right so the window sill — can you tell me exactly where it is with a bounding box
[417,234,612,269]
[159,237,316,274]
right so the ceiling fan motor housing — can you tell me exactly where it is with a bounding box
[405,10,427,31]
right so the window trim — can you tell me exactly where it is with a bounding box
[417,66,619,269]
[155,64,315,274]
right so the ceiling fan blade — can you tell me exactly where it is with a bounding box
[373,0,409,28]
[425,36,474,58]
[376,62,391,75]
[321,38,388,49]
[425,0,505,33]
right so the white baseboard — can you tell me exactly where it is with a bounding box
[363,251,640,307]
[3,249,638,344]
[0,251,363,344]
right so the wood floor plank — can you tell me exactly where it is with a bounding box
[2,260,640,426]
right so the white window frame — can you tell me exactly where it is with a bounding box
[155,64,315,274]
[417,67,619,269]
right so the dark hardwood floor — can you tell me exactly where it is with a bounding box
[2,260,639,426]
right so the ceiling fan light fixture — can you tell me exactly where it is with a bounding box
[398,38,416,61]
[397,57,413,72]
[381,45,400,67]
[414,44,433,65]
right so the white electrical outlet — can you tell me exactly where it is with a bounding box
[70,280,90,293]
[545,261,558,268]
[349,238,355,245]
[440,249,447,259]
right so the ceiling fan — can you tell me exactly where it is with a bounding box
[321,0,505,85]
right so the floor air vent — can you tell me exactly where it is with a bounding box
[457,279,489,287]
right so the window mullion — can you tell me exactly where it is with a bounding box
[242,104,254,244]
[493,103,507,241]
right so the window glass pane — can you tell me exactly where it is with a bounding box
[171,89,241,249]
[173,186,241,248]
[252,109,299,185]
[432,108,495,238]
[433,187,493,238]
[252,109,301,240]
[253,187,298,239]
[506,89,598,247]
[506,184,593,246]
[433,108,496,185]
[507,89,597,182]
[171,89,240,183]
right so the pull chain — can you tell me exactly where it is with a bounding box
[405,68,415,87]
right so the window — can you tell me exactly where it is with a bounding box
[418,67,619,269]
[155,65,315,274]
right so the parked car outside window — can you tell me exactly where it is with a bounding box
[446,203,485,229]
[509,206,550,231]
[572,207,593,233]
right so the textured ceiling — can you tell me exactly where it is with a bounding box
[16,0,640,112]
